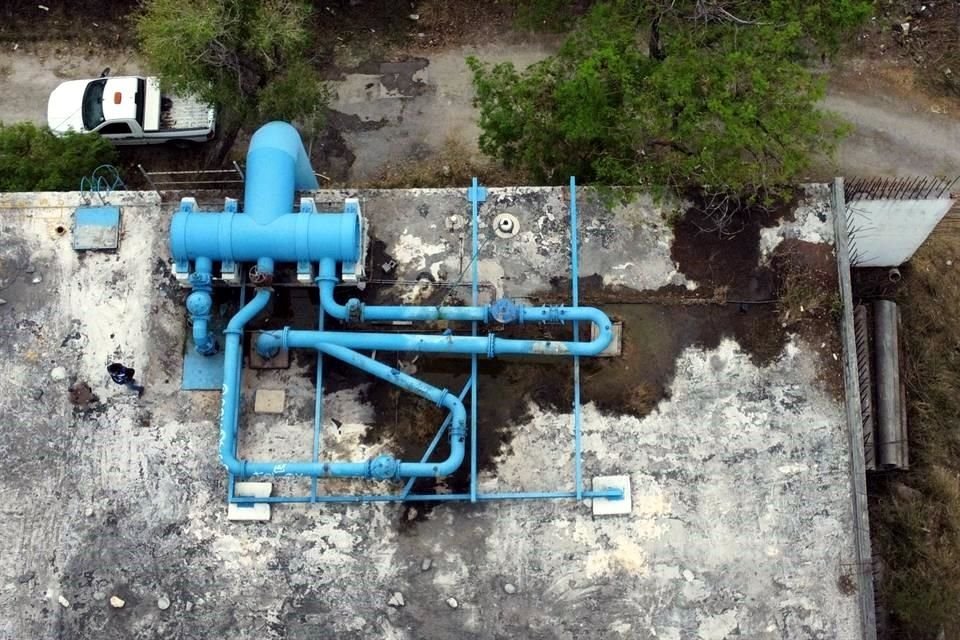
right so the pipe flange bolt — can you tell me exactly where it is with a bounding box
[188,272,212,287]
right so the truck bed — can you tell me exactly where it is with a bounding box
[143,78,211,132]
[159,99,211,131]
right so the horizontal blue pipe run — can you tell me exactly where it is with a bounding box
[170,210,360,265]
[257,312,612,358]
[317,258,486,322]
[231,489,625,504]
[244,121,319,225]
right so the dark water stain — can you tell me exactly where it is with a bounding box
[325,110,390,133]
[671,198,795,300]
[308,124,356,182]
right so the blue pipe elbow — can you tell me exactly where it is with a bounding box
[219,288,274,476]
[317,258,490,324]
[245,122,319,225]
[314,343,466,479]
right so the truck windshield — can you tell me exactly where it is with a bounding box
[81,79,107,131]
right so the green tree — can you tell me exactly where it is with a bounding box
[0,122,117,192]
[470,1,870,208]
[136,0,330,161]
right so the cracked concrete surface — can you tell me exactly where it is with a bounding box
[0,187,862,639]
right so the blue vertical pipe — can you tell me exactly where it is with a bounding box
[219,288,273,476]
[469,178,481,503]
[570,177,583,501]
[186,256,217,355]
[244,121,319,225]
[311,306,324,502]
[227,278,248,504]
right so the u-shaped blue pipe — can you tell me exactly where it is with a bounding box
[219,288,467,479]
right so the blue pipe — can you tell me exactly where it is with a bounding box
[244,121,319,225]
[316,258,611,337]
[232,488,624,504]
[256,314,612,359]
[221,337,467,479]
[220,288,273,476]
[571,176,583,500]
[169,122,357,275]
[317,258,485,323]
[186,257,217,355]
[171,210,360,264]
[469,177,481,503]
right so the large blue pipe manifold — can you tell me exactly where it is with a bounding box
[170,121,613,483]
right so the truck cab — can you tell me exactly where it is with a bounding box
[47,76,216,145]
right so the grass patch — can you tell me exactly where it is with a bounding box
[772,239,838,330]
[359,137,526,189]
[871,234,960,639]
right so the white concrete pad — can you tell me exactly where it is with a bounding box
[227,482,273,522]
[254,389,285,414]
[591,321,623,357]
[591,475,632,516]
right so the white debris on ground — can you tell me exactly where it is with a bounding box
[759,184,834,261]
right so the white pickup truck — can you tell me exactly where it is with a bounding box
[47,76,216,145]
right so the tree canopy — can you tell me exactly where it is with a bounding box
[0,122,117,192]
[469,0,871,202]
[136,0,329,157]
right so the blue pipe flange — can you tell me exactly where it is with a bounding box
[490,298,520,324]
[368,455,400,480]
[345,299,363,322]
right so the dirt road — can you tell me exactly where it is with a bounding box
[1,40,957,181]
[0,44,141,127]
[820,60,960,177]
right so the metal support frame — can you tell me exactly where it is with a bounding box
[226,177,622,506]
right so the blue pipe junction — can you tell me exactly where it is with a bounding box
[173,121,618,490]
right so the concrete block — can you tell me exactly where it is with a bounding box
[254,389,285,414]
[227,482,272,522]
[590,321,622,357]
[592,475,632,516]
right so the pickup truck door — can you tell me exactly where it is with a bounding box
[95,120,138,141]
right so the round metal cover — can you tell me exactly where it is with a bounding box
[493,213,520,238]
